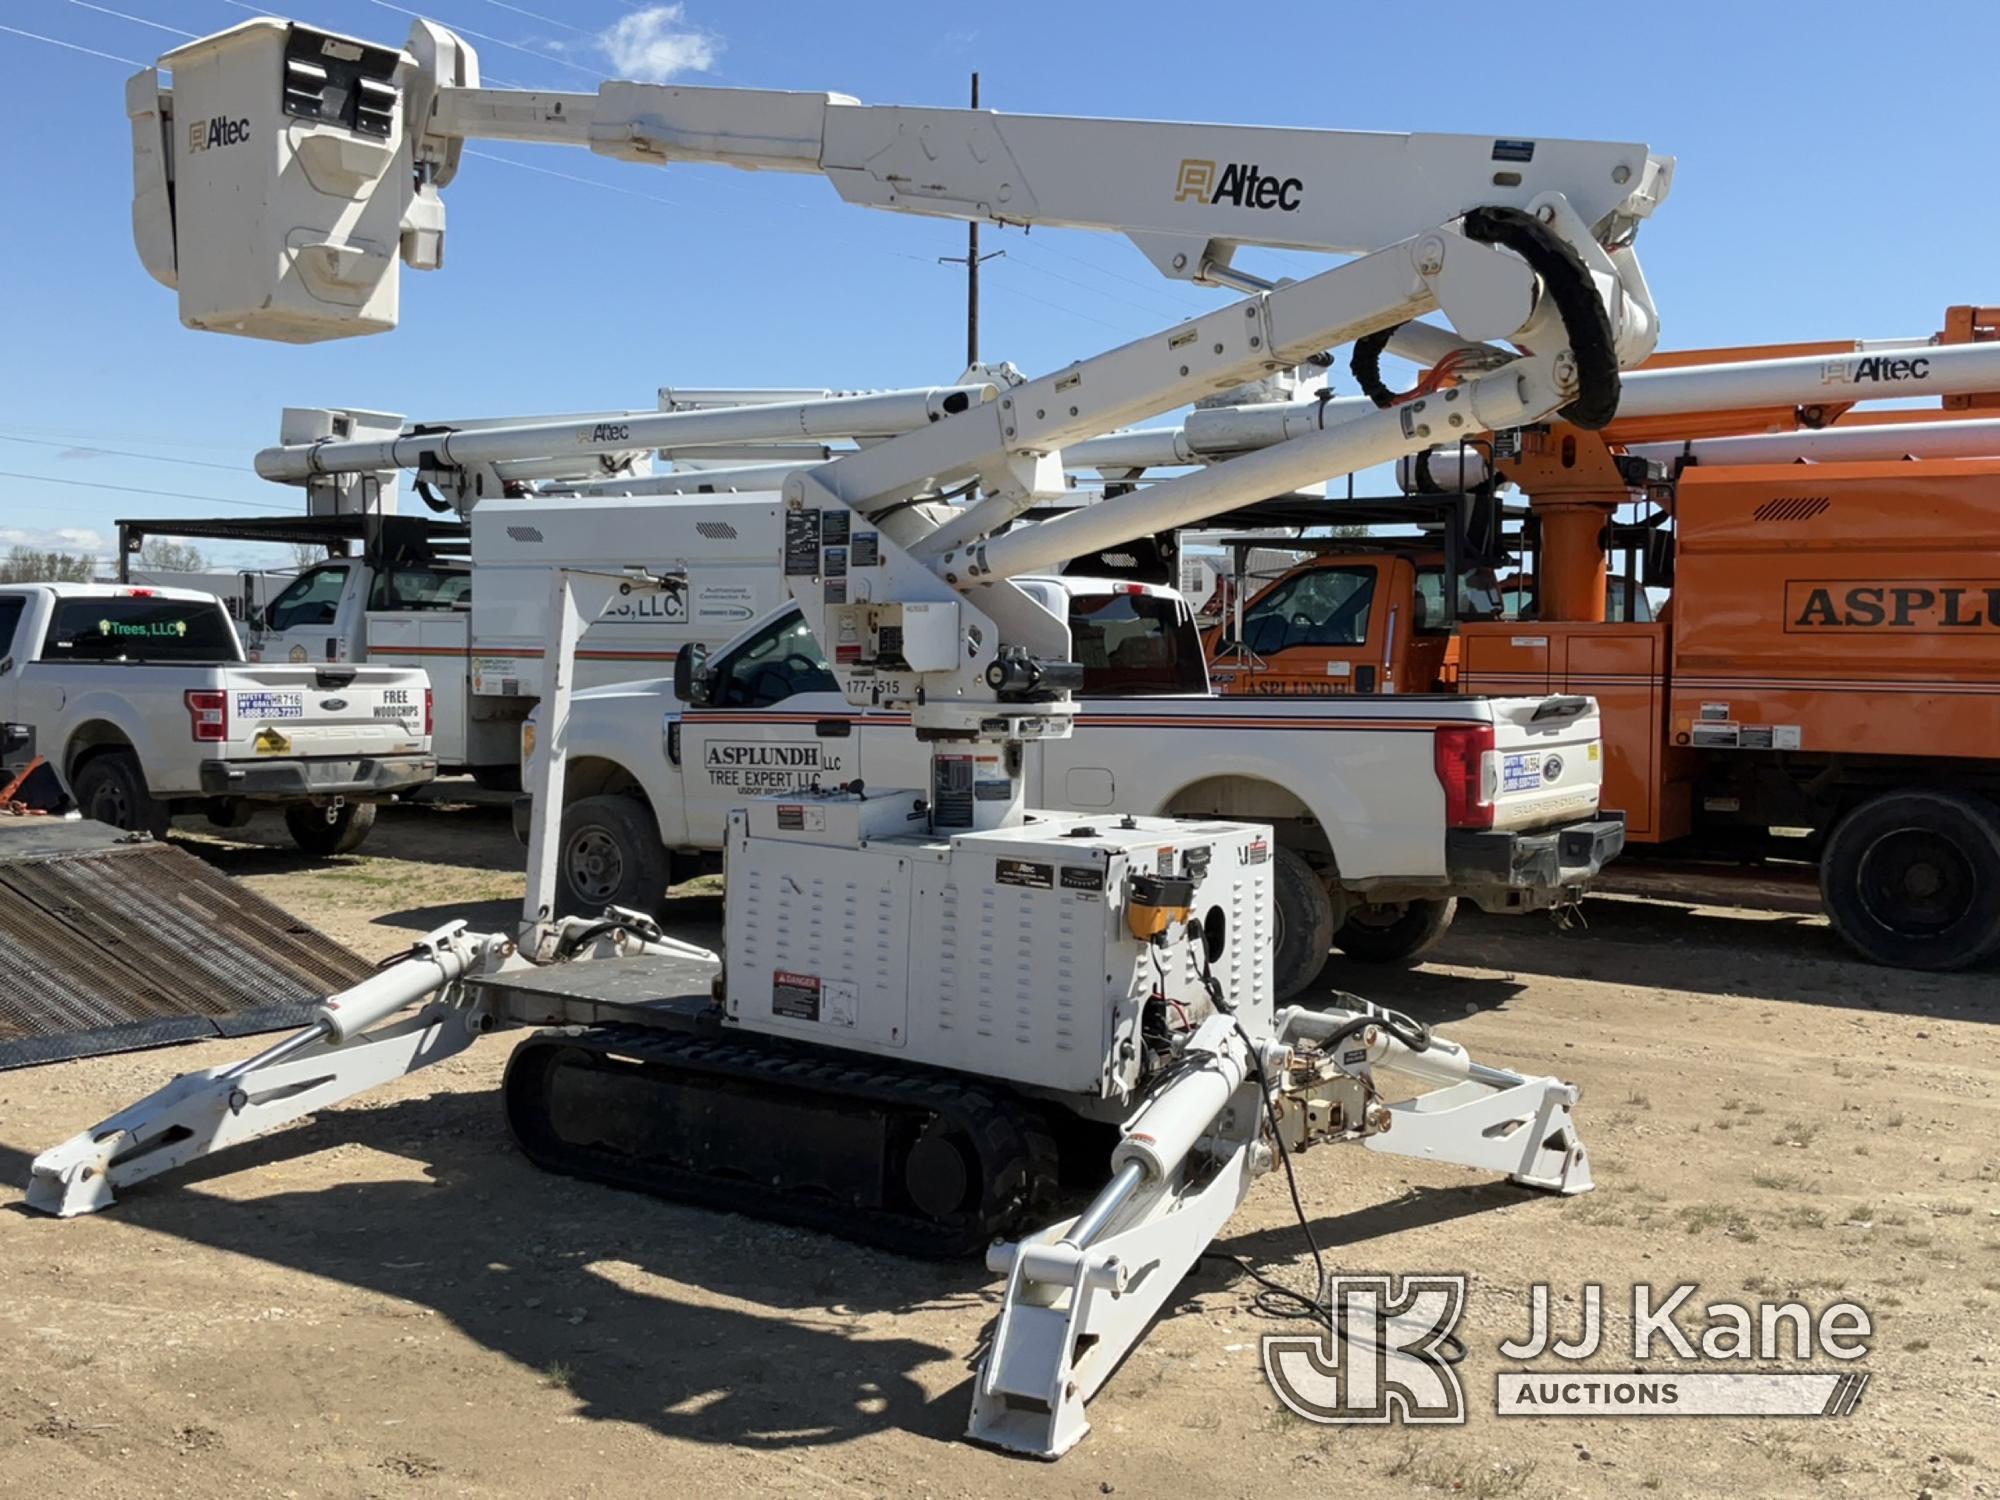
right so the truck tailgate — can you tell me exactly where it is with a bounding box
[1486,695,1603,832]
[222,668,427,759]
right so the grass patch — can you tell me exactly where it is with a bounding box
[1771,1119,1820,1147]
[1681,1203,1758,1241]
[542,1360,576,1392]
[1751,1170,1804,1191]
[1384,1444,1539,1498]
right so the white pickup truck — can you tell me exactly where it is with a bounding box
[0,583,437,854]
[522,576,1624,998]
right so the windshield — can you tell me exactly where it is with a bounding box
[1238,566,1375,654]
[1067,590,1207,695]
[266,564,350,632]
[722,593,1206,704]
[44,596,240,663]
[1413,566,1506,629]
[370,565,471,612]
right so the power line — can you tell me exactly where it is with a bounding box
[58,1,195,40]
[981,271,1132,335]
[0,21,144,67]
[473,0,595,37]
[359,0,606,77]
[0,470,291,511]
[0,434,251,473]
[462,147,684,207]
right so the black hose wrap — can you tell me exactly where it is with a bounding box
[1349,321,1406,409]
[1460,205,1621,430]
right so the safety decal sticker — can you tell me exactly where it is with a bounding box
[234,690,305,719]
[1060,865,1105,893]
[852,532,880,567]
[772,970,821,1021]
[1502,750,1543,793]
[821,509,851,546]
[784,509,821,575]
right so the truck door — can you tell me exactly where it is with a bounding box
[677,608,864,845]
[257,561,359,664]
[1214,561,1385,695]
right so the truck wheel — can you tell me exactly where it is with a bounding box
[1334,897,1457,965]
[284,801,377,857]
[72,750,170,839]
[1819,788,2000,971]
[1271,847,1336,1001]
[557,795,670,918]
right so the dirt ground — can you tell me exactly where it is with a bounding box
[0,798,1995,1499]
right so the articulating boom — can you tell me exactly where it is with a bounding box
[51,10,1674,1460]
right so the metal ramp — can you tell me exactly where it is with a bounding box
[0,819,371,1068]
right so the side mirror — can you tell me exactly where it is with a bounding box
[674,642,710,706]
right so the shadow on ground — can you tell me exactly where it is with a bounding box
[0,1087,992,1452]
[1420,898,1995,1024]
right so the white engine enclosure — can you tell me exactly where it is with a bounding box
[724,792,1273,1101]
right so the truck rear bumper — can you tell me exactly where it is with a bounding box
[198,756,437,800]
[1448,814,1626,899]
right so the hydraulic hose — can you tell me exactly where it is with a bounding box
[1461,205,1621,430]
[1352,206,1622,430]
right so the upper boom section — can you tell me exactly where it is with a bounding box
[129,16,1672,343]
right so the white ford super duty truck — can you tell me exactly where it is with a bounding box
[0,583,436,854]
[520,576,1623,998]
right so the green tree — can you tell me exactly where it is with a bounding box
[137,538,207,572]
[0,546,96,583]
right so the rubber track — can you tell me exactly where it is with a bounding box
[504,1023,1060,1259]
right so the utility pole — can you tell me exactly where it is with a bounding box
[938,71,1003,368]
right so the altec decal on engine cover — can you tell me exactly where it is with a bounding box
[1174,159,1303,212]
[1785,580,2000,633]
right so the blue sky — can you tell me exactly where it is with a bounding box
[2,0,1996,569]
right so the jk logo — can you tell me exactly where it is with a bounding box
[1263,1273,1468,1425]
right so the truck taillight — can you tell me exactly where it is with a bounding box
[1434,723,1495,830]
[185,689,228,742]
[423,687,434,737]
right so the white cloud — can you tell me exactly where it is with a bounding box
[599,5,720,82]
[0,526,107,553]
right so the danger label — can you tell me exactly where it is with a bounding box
[772,970,820,1021]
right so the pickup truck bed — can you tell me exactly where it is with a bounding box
[0,583,435,855]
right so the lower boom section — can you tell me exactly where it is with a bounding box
[502,1024,1059,1258]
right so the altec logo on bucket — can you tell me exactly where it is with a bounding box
[1175,158,1304,212]
[188,116,252,153]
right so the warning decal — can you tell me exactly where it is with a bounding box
[772,970,821,1021]
[784,509,822,575]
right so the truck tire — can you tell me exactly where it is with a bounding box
[557,794,671,918]
[1271,846,1336,1001]
[284,801,377,857]
[72,750,170,839]
[1819,788,2000,971]
[1334,897,1457,965]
